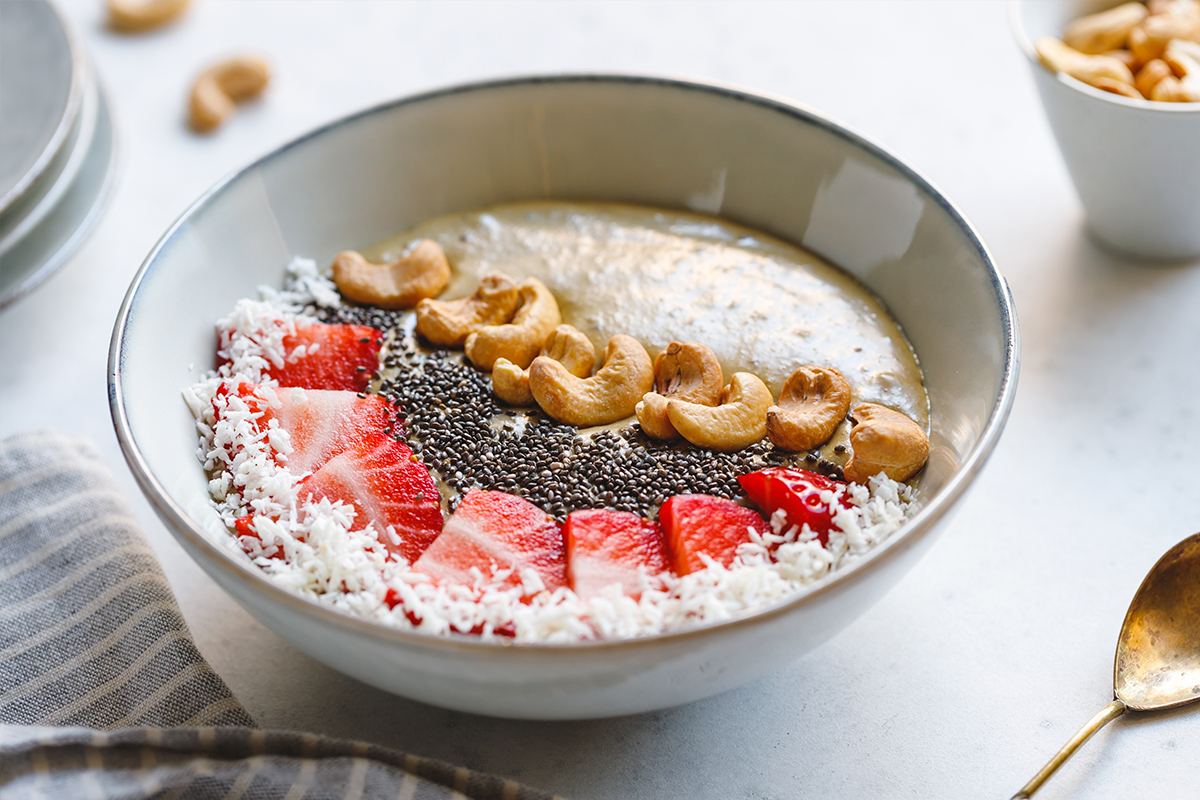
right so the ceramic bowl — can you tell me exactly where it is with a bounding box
[1012,0,1200,260]
[110,75,1017,720]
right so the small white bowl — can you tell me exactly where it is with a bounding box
[1012,0,1200,260]
[110,75,1018,719]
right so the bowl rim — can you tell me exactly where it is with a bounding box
[1008,0,1200,114]
[109,72,1019,655]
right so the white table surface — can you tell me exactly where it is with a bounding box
[3,1,1198,798]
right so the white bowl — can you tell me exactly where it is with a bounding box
[110,75,1017,720]
[1012,0,1200,260]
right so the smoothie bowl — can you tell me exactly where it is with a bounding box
[109,75,1017,719]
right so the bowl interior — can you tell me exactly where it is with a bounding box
[113,76,1016,647]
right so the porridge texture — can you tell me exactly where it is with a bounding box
[186,202,928,642]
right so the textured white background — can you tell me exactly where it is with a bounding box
[3,1,1199,798]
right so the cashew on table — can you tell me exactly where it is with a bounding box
[635,341,723,441]
[188,56,271,133]
[493,325,595,407]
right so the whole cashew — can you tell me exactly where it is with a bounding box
[331,240,451,309]
[1035,37,1135,88]
[1063,2,1148,54]
[189,56,271,133]
[666,372,773,452]
[1135,58,1175,97]
[107,0,190,32]
[415,272,521,348]
[493,325,595,406]
[465,278,563,371]
[1130,11,1200,65]
[529,334,653,426]
[766,366,852,452]
[635,341,723,441]
[1162,38,1200,101]
[842,403,930,484]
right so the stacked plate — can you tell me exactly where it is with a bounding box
[0,0,116,310]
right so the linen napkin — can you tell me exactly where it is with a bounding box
[0,429,559,800]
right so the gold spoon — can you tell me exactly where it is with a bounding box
[1013,531,1200,798]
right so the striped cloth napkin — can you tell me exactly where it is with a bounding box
[0,430,558,800]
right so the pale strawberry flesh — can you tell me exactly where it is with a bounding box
[413,490,566,592]
[658,494,769,576]
[564,509,670,598]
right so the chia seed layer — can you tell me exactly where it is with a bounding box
[316,302,846,521]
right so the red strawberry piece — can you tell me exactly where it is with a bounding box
[658,494,770,576]
[217,320,383,391]
[413,490,566,593]
[297,432,443,564]
[737,467,849,544]
[564,509,671,599]
[213,384,404,475]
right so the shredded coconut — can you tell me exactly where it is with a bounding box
[186,260,920,643]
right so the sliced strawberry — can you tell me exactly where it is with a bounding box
[564,509,671,599]
[217,321,383,391]
[297,432,443,564]
[413,490,566,592]
[213,383,404,475]
[738,467,849,544]
[658,494,770,576]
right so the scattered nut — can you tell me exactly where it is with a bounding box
[1063,2,1148,54]
[415,272,521,348]
[528,334,652,427]
[465,278,562,371]
[666,372,773,452]
[842,403,930,484]
[766,366,852,452]
[1036,37,1136,88]
[107,0,190,32]
[492,324,595,406]
[635,341,723,441]
[188,56,271,133]
[331,240,451,310]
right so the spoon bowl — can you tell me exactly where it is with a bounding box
[1014,531,1200,798]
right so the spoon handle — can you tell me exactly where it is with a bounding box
[1011,698,1127,799]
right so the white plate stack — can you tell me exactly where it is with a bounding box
[0,0,116,309]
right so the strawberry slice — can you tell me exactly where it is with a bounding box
[413,490,566,592]
[217,320,383,391]
[658,494,770,576]
[564,509,671,599]
[297,432,443,564]
[737,467,849,544]
[213,383,403,475]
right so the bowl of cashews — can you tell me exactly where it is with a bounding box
[1012,0,1200,259]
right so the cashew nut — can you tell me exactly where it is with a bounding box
[1135,57,1175,96]
[188,56,271,133]
[842,403,930,484]
[1036,37,1135,88]
[1063,2,1148,54]
[766,366,852,452]
[108,0,190,32]
[331,240,451,309]
[493,325,595,406]
[1129,11,1200,64]
[1092,77,1145,98]
[465,278,562,371]
[635,341,723,440]
[666,372,773,452]
[415,272,521,348]
[528,334,652,426]
[1162,38,1200,100]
